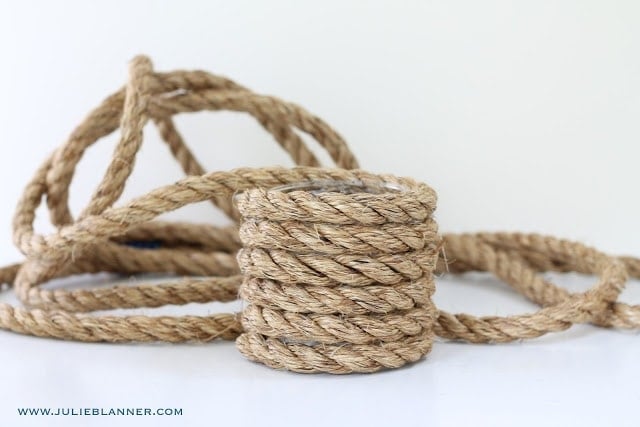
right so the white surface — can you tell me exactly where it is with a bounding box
[0,1,639,426]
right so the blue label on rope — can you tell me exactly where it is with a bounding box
[123,240,162,249]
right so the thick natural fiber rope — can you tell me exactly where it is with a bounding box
[235,180,440,373]
[0,55,638,374]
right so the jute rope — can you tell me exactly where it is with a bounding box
[235,179,440,373]
[0,56,637,373]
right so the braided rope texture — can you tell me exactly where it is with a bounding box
[0,55,638,374]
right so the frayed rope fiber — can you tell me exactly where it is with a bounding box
[0,55,638,373]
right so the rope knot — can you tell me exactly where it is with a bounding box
[235,178,441,373]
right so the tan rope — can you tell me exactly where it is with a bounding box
[0,55,637,374]
[235,180,439,373]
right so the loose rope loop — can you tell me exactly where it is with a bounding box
[0,55,638,374]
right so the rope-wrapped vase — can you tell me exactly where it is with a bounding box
[235,178,440,373]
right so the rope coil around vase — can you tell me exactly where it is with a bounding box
[235,179,440,373]
[0,55,638,374]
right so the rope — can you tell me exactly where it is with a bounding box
[0,55,637,374]
[235,179,439,373]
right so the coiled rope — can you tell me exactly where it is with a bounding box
[0,56,637,373]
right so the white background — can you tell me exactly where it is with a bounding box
[0,1,639,426]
